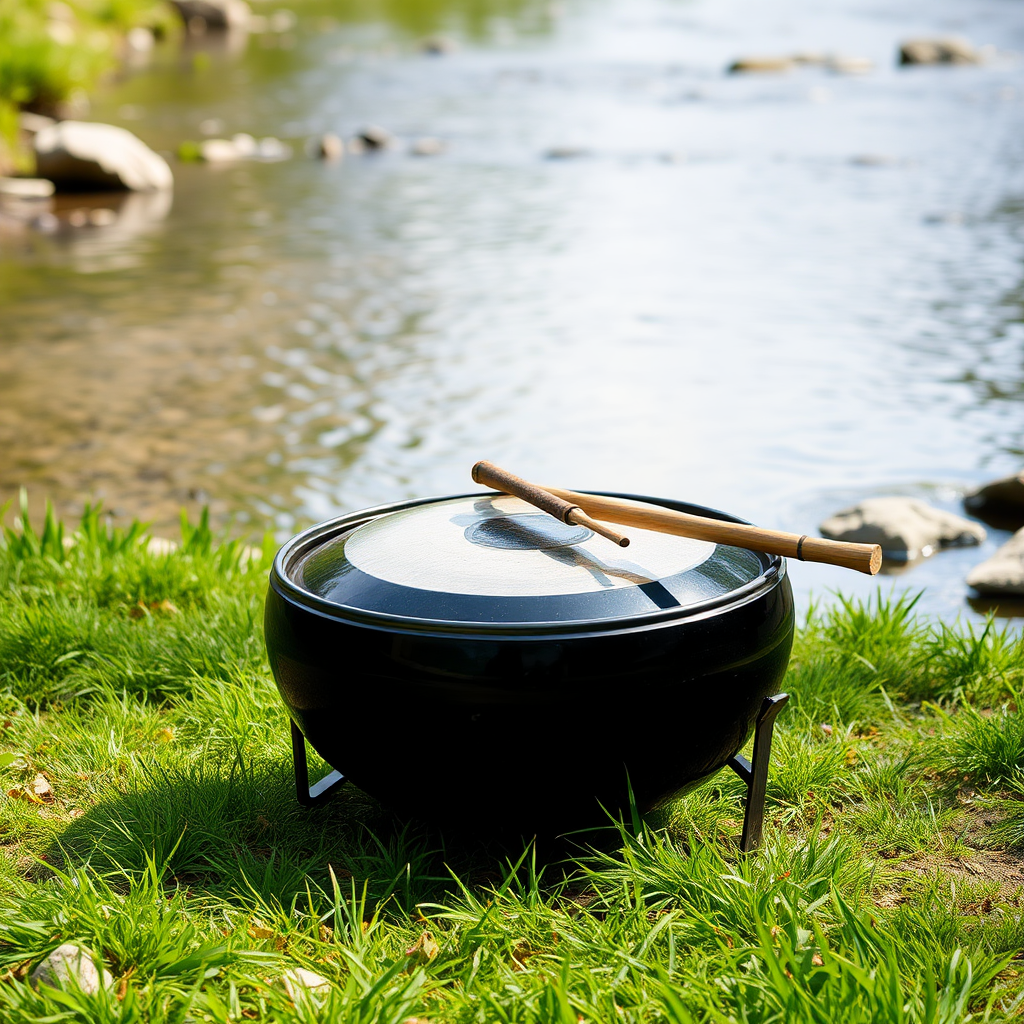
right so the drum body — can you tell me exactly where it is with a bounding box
[265,491,795,834]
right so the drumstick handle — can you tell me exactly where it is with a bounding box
[541,485,882,575]
[472,461,629,547]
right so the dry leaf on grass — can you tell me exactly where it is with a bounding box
[405,931,439,969]
[129,600,180,620]
[9,774,54,805]
[510,941,536,971]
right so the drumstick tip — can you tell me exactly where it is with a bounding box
[868,545,882,575]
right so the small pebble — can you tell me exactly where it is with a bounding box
[231,133,258,157]
[30,944,113,995]
[544,146,589,160]
[126,26,154,52]
[410,136,444,156]
[353,124,393,150]
[0,177,55,199]
[728,56,795,74]
[282,967,330,999]
[418,34,457,55]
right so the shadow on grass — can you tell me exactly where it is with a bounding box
[41,753,626,916]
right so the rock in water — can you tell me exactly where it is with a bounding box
[967,528,1024,596]
[964,472,1024,522]
[19,112,56,134]
[728,56,795,74]
[0,178,54,199]
[308,133,343,160]
[898,38,980,65]
[30,944,112,994]
[169,0,250,29]
[34,121,173,192]
[820,497,986,561]
[418,34,457,55]
[410,137,444,156]
[353,125,394,150]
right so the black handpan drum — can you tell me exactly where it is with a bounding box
[265,491,795,842]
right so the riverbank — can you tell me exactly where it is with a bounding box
[0,0,179,173]
[0,505,1021,1018]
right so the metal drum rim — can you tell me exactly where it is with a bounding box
[270,490,787,638]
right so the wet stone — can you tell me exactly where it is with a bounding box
[34,121,173,192]
[410,137,444,157]
[964,472,1024,525]
[352,125,394,151]
[898,37,980,65]
[418,34,457,55]
[966,528,1024,596]
[169,0,251,29]
[728,56,795,74]
[0,178,54,199]
[308,133,344,160]
[820,497,986,561]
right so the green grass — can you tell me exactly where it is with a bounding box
[0,501,1022,1021]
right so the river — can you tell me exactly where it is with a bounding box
[2,0,1023,621]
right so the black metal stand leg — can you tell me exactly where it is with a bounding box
[292,720,347,807]
[728,693,789,853]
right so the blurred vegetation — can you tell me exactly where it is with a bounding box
[0,0,178,167]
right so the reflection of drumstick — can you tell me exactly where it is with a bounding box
[472,461,882,575]
[472,461,630,548]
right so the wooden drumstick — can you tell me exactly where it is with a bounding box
[539,483,882,576]
[472,461,631,547]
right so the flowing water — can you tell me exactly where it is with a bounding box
[2,0,1024,620]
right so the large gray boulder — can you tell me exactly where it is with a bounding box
[820,497,985,560]
[170,0,250,28]
[898,37,980,65]
[30,943,113,994]
[966,528,1024,596]
[34,121,173,192]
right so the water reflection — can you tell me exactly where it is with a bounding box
[1,0,1023,624]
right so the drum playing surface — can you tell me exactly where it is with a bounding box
[346,495,715,597]
[294,493,771,626]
